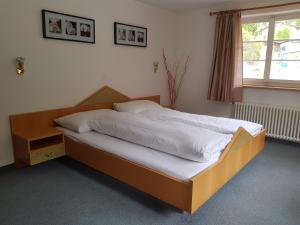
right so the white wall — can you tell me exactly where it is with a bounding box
[175,0,300,116]
[0,0,176,167]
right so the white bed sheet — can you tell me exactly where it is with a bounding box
[58,127,222,181]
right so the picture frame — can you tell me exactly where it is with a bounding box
[42,10,95,44]
[114,22,147,47]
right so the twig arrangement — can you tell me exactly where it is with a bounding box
[162,49,190,107]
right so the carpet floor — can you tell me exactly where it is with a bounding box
[0,140,299,225]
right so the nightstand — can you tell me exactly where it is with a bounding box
[12,127,65,168]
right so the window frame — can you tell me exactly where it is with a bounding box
[242,12,300,90]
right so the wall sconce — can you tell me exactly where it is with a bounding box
[16,57,25,76]
[153,61,159,73]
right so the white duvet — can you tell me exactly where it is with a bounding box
[89,110,232,163]
[138,108,263,136]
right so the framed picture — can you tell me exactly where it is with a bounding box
[42,10,95,44]
[114,22,147,47]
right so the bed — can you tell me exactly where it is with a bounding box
[10,86,266,214]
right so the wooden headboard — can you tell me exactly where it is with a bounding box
[10,86,160,135]
[76,86,131,106]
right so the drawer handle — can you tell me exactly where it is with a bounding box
[45,152,53,158]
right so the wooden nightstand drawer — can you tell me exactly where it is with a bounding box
[30,144,65,165]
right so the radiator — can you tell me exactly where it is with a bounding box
[234,102,300,142]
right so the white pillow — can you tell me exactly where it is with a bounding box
[113,100,162,113]
[55,109,113,133]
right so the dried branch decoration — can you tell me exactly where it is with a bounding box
[162,48,190,108]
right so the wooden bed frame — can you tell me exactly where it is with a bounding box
[10,86,266,214]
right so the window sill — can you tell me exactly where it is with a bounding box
[243,84,300,92]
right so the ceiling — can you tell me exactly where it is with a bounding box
[137,0,251,11]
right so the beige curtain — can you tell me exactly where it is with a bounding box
[207,12,243,102]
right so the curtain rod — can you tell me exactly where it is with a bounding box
[209,1,300,16]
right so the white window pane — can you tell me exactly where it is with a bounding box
[242,22,269,41]
[270,61,300,81]
[272,41,300,60]
[243,61,265,79]
[243,42,267,60]
[274,19,300,40]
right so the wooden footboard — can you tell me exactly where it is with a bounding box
[189,129,265,214]
[65,128,265,214]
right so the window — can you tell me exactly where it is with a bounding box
[242,13,300,89]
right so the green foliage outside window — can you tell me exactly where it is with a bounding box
[275,28,291,40]
[242,23,265,61]
[243,20,299,60]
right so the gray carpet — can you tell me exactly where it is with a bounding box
[0,140,299,225]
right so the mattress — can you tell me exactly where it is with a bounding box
[58,127,222,181]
